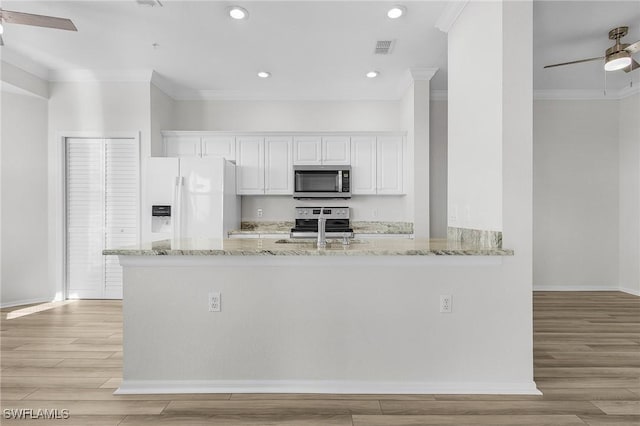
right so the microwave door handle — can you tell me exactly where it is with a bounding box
[338,172,343,193]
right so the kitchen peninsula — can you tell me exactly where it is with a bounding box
[106,238,538,395]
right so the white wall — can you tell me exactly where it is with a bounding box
[447,1,503,232]
[533,100,619,290]
[430,100,447,238]
[1,90,50,307]
[173,100,401,132]
[47,81,151,299]
[618,93,640,295]
[150,84,175,156]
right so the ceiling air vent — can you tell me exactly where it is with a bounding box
[136,0,163,7]
[374,40,395,55]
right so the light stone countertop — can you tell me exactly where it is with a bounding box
[104,238,513,256]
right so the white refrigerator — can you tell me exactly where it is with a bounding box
[145,157,240,242]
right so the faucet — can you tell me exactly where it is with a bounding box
[317,208,327,248]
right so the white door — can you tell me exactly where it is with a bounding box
[265,137,293,195]
[236,137,265,194]
[165,136,201,157]
[376,136,404,194]
[351,136,377,194]
[293,136,322,165]
[202,136,236,161]
[179,157,225,239]
[322,136,351,165]
[66,137,139,299]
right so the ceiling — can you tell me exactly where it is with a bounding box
[1,0,639,100]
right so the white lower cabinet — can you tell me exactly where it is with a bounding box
[237,136,293,195]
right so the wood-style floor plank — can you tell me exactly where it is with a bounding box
[352,414,587,425]
[0,290,638,425]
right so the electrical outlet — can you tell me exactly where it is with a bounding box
[257,208,263,218]
[440,295,452,313]
[208,292,221,312]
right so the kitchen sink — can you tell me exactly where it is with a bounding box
[274,239,368,245]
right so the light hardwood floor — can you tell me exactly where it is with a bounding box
[1,291,638,425]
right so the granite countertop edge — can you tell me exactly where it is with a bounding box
[103,248,514,257]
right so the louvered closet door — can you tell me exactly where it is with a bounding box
[104,139,139,299]
[66,138,138,299]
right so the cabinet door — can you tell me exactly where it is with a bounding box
[265,137,293,195]
[322,136,350,165]
[293,136,322,165]
[202,136,236,161]
[350,136,377,195]
[236,137,265,195]
[376,136,404,194]
[164,136,201,157]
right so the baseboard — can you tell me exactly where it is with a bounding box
[533,285,640,296]
[533,286,619,292]
[619,286,640,296]
[115,380,541,395]
[0,297,52,309]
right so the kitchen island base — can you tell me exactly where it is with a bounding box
[115,251,538,395]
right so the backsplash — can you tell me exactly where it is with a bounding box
[241,195,411,222]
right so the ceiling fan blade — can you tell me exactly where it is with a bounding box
[544,56,604,69]
[0,9,77,31]
[623,59,640,73]
[625,40,640,54]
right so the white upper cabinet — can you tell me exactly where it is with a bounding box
[264,137,293,195]
[236,137,265,195]
[322,136,351,165]
[165,136,201,157]
[293,136,322,165]
[376,136,404,195]
[350,136,377,195]
[202,136,236,161]
[293,136,350,165]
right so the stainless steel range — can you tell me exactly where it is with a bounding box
[290,207,354,239]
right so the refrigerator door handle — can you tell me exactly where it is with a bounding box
[173,176,183,242]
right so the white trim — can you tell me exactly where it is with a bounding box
[0,50,50,80]
[409,68,439,81]
[116,379,541,395]
[533,285,620,292]
[619,287,640,296]
[534,86,640,100]
[49,69,154,83]
[150,71,179,99]
[51,132,141,301]
[170,88,417,102]
[435,1,469,33]
[425,87,640,101]
[0,81,46,99]
[0,297,54,309]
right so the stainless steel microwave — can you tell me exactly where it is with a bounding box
[293,165,351,199]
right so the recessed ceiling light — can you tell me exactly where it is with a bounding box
[257,71,271,78]
[366,71,379,78]
[387,5,406,19]
[228,6,249,20]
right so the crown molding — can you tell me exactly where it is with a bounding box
[170,89,407,102]
[396,67,439,98]
[533,86,639,100]
[0,49,50,80]
[150,71,180,99]
[49,69,154,82]
[435,1,469,33]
